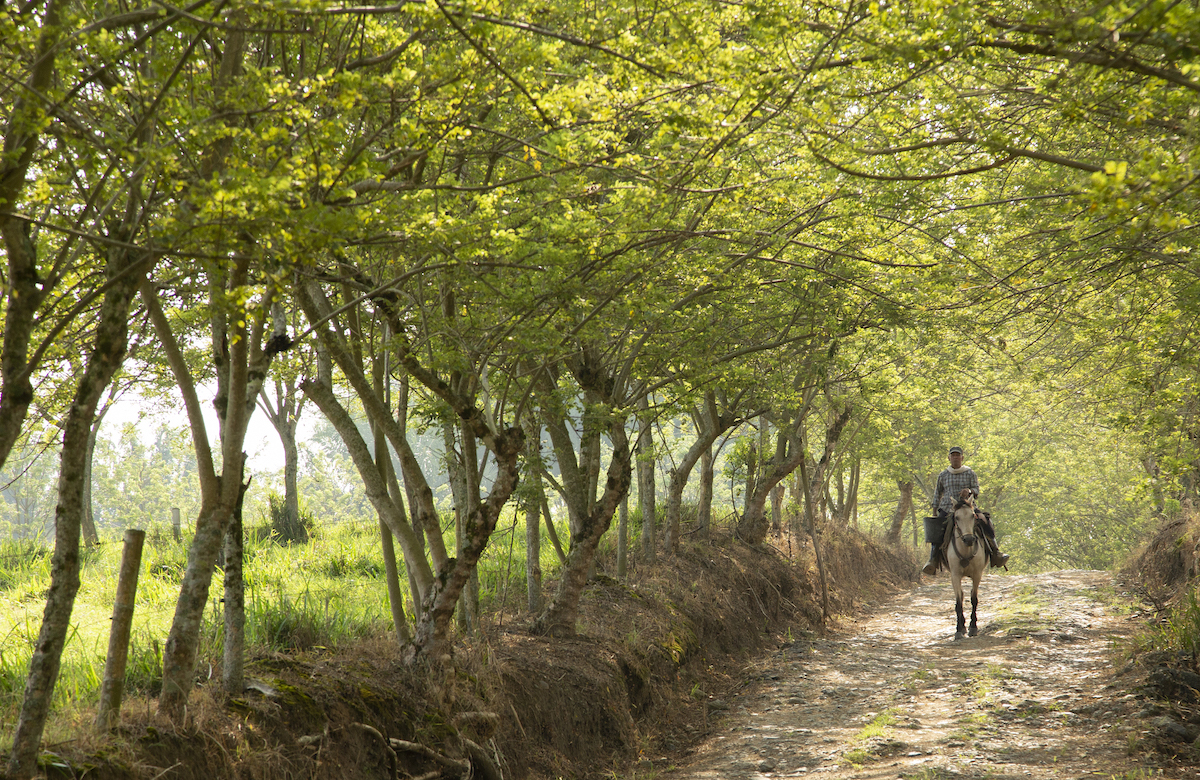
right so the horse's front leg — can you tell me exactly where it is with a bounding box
[953,579,966,637]
[968,586,979,637]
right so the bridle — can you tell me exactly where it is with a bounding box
[950,499,982,567]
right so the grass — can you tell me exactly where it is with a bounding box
[1136,585,1200,666]
[842,708,903,765]
[987,582,1054,635]
[1085,581,1139,618]
[970,662,1010,701]
[899,665,934,694]
[857,708,900,739]
[0,508,570,744]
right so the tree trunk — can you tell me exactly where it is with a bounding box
[409,426,524,660]
[833,462,846,523]
[771,484,784,536]
[806,404,854,500]
[637,408,656,562]
[744,439,758,517]
[303,379,434,597]
[542,399,591,545]
[372,417,412,645]
[151,22,265,723]
[378,322,529,661]
[524,422,543,613]
[698,445,714,536]
[886,481,913,545]
[153,263,281,723]
[582,406,603,531]
[737,430,796,544]
[284,419,303,537]
[617,493,629,579]
[909,492,919,546]
[222,477,250,695]
[81,415,102,546]
[665,393,741,553]
[94,528,145,733]
[260,377,305,541]
[0,0,61,477]
[379,516,412,644]
[738,402,852,545]
[536,419,631,636]
[160,494,229,719]
[798,454,830,622]
[847,456,861,528]
[445,423,474,635]
[297,282,449,573]
[542,497,567,564]
[6,245,143,779]
[456,423,482,635]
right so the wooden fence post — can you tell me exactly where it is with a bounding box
[171,507,181,542]
[95,528,146,733]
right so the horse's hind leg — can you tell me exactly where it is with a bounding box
[952,575,966,637]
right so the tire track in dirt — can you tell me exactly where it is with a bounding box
[663,570,1159,780]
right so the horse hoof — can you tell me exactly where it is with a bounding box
[969,628,978,637]
[953,631,965,641]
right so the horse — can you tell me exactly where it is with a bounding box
[947,488,988,638]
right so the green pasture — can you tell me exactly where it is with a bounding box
[0,509,575,743]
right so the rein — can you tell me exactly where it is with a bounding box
[950,525,977,566]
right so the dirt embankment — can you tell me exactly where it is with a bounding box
[25,519,1200,780]
[13,526,912,780]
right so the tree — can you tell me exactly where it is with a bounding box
[258,353,309,543]
[0,0,65,473]
[663,390,753,553]
[7,234,149,779]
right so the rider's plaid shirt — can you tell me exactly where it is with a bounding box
[934,467,980,514]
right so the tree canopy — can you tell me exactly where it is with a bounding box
[1,0,1198,771]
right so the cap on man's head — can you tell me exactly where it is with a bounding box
[948,446,964,455]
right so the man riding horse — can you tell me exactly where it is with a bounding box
[922,446,1011,576]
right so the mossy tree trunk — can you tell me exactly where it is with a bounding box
[737,425,802,545]
[0,0,60,478]
[523,420,545,612]
[697,446,714,536]
[636,399,656,561]
[7,246,147,779]
[536,417,631,636]
[222,478,250,695]
[887,481,913,545]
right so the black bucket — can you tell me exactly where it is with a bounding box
[923,515,946,545]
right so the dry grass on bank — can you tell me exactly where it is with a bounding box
[1120,504,1200,611]
[3,523,917,780]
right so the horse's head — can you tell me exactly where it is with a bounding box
[952,490,978,547]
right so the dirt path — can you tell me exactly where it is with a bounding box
[663,570,1167,780]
